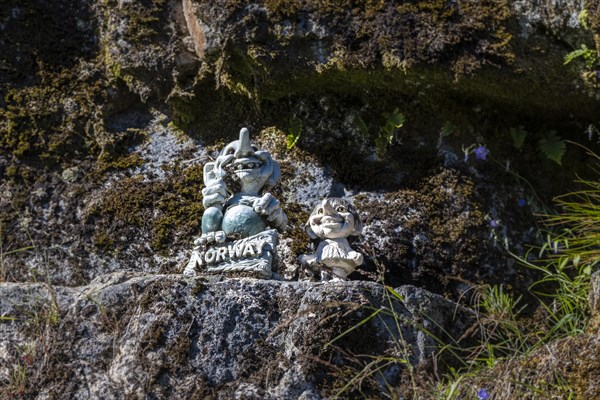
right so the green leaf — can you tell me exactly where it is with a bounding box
[510,126,527,149]
[376,108,405,159]
[578,9,589,30]
[558,256,569,271]
[286,133,300,150]
[354,115,369,136]
[384,108,405,130]
[385,286,405,302]
[564,45,590,65]
[286,117,302,150]
[539,131,566,165]
[440,121,456,137]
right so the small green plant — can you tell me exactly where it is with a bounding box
[578,9,589,30]
[440,121,456,137]
[509,126,528,149]
[479,285,524,323]
[563,10,598,73]
[375,108,405,159]
[471,285,532,363]
[286,117,302,150]
[1,342,36,397]
[511,144,600,338]
[9,362,28,397]
[564,44,598,69]
[354,109,405,159]
[431,368,464,400]
[538,131,566,165]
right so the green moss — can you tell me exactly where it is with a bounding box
[5,165,18,178]
[354,169,494,293]
[174,53,597,144]
[0,73,103,180]
[99,152,145,172]
[214,45,270,101]
[588,0,600,52]
[92,232,116,249]
[175,0,600,154]
[283,202,312,257]
[89,176,154,227]
[0,0,98,82]
[89,162,204,254]
[250,0,514,73]
[103,48,134,85]
[151,163,205,251]
[101,0,169,43]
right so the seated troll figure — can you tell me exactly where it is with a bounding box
[198,128,288,245]
[299,198,363,281]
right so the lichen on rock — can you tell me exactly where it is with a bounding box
[1,0,600,397]
[0,273,477,399]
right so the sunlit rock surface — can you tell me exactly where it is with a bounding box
[0,273,475,398]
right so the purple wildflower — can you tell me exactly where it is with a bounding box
[517,198,526,207]
[477,388,490,399]
[597,70,600,79]
[490,220,499,229]
[473,145,489,160]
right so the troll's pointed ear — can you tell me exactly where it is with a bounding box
[351,216,363,236]
[348,203,363,236]
[203,162,218,185]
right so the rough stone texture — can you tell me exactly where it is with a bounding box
[98,0,198,101]
[1,0,599,291]
[1,1,600,397]
[0,273,476,399]
[354,168,538,300]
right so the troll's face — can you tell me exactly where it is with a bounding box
[206,128,280,196]
[306,198,362,240]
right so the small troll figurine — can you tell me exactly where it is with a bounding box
[198,127,288,245]
[299,198,363,281]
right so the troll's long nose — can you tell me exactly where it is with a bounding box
[234,127,254,158]
[322,200,336,216]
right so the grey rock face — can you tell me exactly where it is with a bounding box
[0,273,475,399]
[354,169,540,301]
[511,0,586,40]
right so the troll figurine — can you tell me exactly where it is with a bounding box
[299,198,363,281]
[198,127,288,244]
